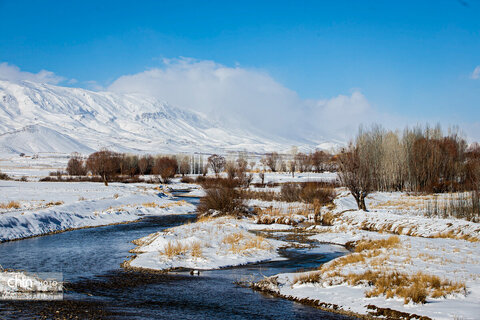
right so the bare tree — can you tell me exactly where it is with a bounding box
[265,152,280,172]
[86,149,120,186]
[208,154,226,177]
[259,171,265,186]
[178,155,191,176]
[310,150,328,173]
[153,156,178,183]
[337,144,372,211]
[138,156,149,175]
[225,160,237,179]
[66,152,86,176]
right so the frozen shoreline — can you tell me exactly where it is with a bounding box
[0,180,196,242]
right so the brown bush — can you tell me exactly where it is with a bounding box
[280,183,302,202]
[153,156,177,183]
[197,177,241,189]
[0,170,10,180]
[300,182,336,204]
[180,176,195,183]
[197,187,246,216]
[86,149,121,186]
[278,182,336,205]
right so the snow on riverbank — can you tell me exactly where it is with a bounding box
[253,191,480,320]
[0,180,196,242]
[127,216,288,271]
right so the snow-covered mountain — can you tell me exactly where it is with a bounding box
[0,80,337,156]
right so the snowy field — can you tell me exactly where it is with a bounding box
[0,180,195,242]
[0,154,69,179]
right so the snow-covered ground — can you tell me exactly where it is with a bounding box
[126,216,289,271]
[252,191,480,320]
[0,180,196,242]
[0,154,69,179]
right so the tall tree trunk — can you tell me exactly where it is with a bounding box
[357,194,368,211]
[103,174,108,186]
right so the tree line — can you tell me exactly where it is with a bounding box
[67,149,207,186]
[338,125,480,210]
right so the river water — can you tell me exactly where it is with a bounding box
[0,196,353,319]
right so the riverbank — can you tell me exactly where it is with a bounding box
[0,180,196,242]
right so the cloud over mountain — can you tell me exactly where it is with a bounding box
[108,58,377,142]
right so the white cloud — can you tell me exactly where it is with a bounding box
[471,66,480,80]
[0,62,65,84]
[83,80,105,91]
[109,57,378,142]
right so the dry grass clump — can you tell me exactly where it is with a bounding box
[320,253,367,274]
[190,241,203,258]
[161,241,187,258]
[222,232,245,254]
[0,200,21,209]
[196,215,215,223]
[242,235,271,251]
[221,232,271,253]
[255,207,306,225]
[293,271,322,284]
[143,202,159,208]
[294,268,466,304]
[431,230,480,243]
[142,200,187,209]
[45,201,64,207]
[222,232,244,246]
[346,271,465,304]
[354,236,400,252]
[318,210,338,226]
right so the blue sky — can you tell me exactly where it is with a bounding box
[0,0,479,139]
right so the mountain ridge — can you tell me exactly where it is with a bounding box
[0,80,340,156]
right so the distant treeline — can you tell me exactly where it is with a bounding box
[66,149,208,185]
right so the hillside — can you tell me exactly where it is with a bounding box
[0,80,339,156]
